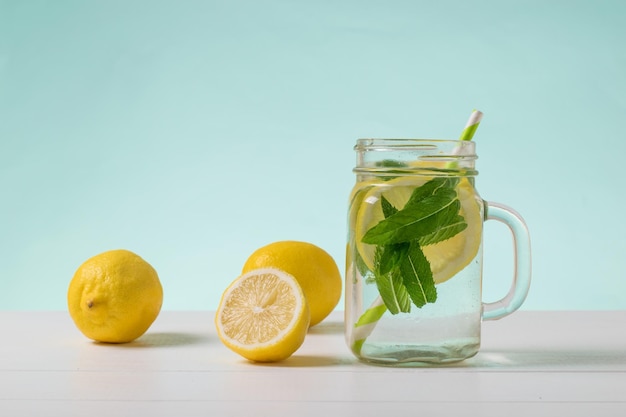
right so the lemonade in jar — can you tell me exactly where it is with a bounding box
[345,137,531,365]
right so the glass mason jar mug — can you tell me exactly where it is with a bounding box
[345,139,531,365]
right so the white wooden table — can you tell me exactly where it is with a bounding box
[1,311,625,416]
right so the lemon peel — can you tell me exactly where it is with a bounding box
[67,249,163,343]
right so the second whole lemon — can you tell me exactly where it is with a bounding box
[67,249,163,343]
[242,241,341,327]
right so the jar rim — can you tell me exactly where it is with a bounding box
[354,138,478,176]
[355,138,476,151]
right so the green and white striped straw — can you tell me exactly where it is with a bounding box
[350,110,484,354]
[459,109,483,141]
[351,295,386,353]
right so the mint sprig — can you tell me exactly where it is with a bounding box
[363,177,467,314]
[362,178,464,246]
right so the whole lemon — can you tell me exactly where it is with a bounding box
[242,241,341,327]
[67,249,163,343]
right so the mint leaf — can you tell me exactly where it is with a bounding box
[373,242,435,313]
[375,243,408,276]
[372,196,411,313]
[403,178,456,209]
[374,160,409,181]
[419,217,467,246]
[374,268,411,314]
[376,159,407,169]
[362,192,461,245]
[354,248,374,282]
[380,195,398,218]
[400,242,437,307]
[361,176,467,312]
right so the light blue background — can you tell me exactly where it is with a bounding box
[1,0,625,311]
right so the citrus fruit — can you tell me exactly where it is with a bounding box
[354,177,482,284]
[241,241,341,326]
[67,249,163,343]
[215,268,310,362]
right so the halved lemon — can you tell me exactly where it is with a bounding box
[215,268,310,362]
[353,176,483,284]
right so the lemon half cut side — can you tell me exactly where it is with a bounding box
[215,268,310,362]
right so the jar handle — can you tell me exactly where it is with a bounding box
[482,201,532,320]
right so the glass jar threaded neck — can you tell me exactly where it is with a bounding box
[354,139,478,178]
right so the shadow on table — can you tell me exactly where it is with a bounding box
[251,354,356,368]
[469,348,626,370]
[95,332,210,348]
[308,320,344,335]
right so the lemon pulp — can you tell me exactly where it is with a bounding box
[215,268,310,362]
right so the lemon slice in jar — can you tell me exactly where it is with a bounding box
[354,176,482,284]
